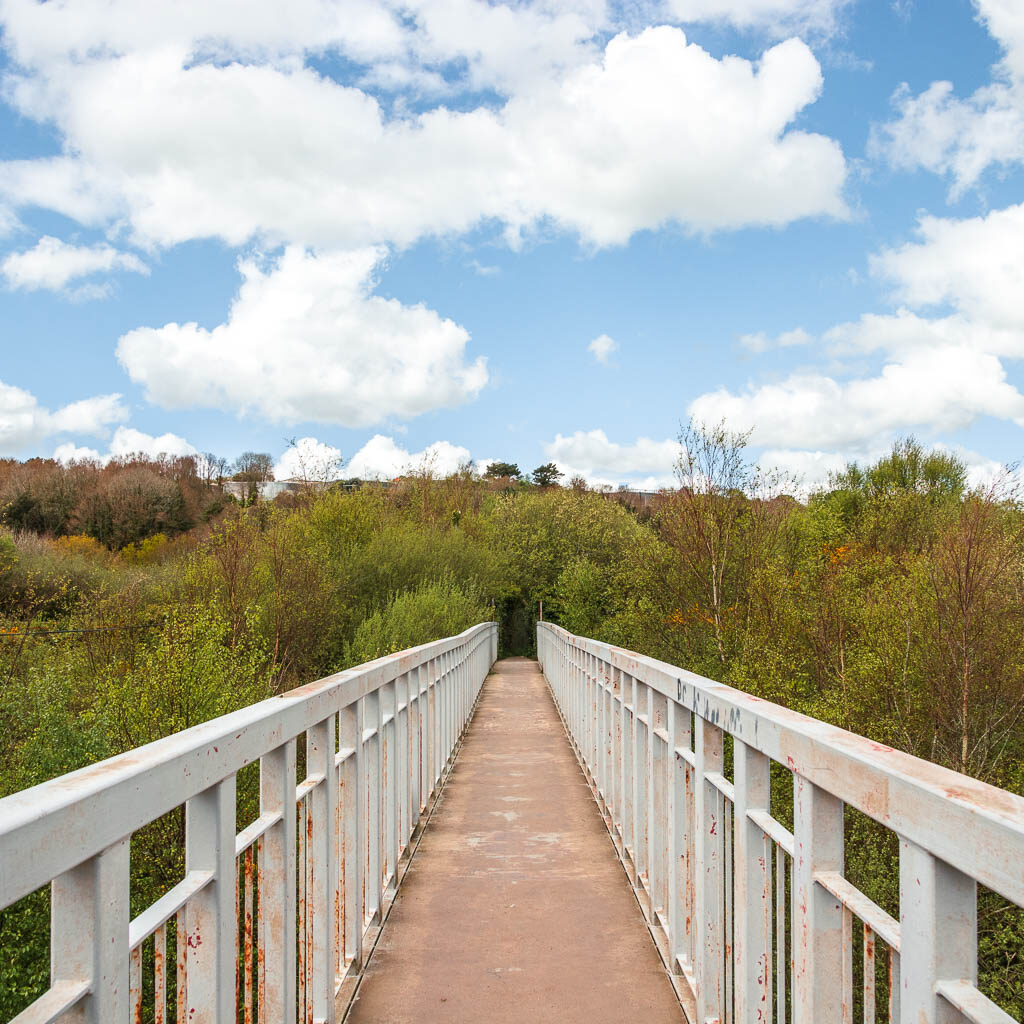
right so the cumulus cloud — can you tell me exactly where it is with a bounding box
[692,196,1024,470]
[870,203,1024,330]
[690,345,1024,450]
[273,436,343,481]
[116,246,488,426]
[53,425,196,464]
[0,19,847,250]
[346,434,471,479]
[1,235,147,293]
[0,380,127,455]
[544,428,680,488]
[871,0,1024,194]
[587,333,618,364]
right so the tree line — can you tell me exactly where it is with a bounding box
[0,426,1021,1017]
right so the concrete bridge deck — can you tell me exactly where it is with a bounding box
[346,657,684,1024]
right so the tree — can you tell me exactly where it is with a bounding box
[664,418,792,667]
[485,461,520,479]
[531,463,563,487]
[232,452,274,502]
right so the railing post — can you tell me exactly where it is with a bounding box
[184,776,237,1024]
[792,775,843,1024]
[899,839,976,1024]
[51,839,130,1024]
[622,672,635,881]
[364,690,382,927]
[734,739,772,1022]
[669,698,691,975]
[307,716,338,1022]
[260,741,297,1023]
[695,715,724,1023]
[340,701,363,971]
[382,679,398,896]
[633,680,650,890]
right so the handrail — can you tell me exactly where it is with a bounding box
[1,621,499,1024]
[538,621,1024,1024]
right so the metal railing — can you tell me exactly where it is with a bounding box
[0,621,498,1024]
[538,621,1024,1024]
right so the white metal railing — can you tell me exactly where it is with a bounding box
[538,621,1024,1024]
[0,621,498,1024]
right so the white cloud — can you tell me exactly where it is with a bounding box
[116,246,488,426]
[273,436,343,481]
[544,428,680,487]
[587,333,618,364]
[107,426,196,458]
[53,426,196,464]
[0,22,847,250]
[1,235,147,292]
[871,1,1024,194]
[346,434,471,479]
[0,380,128,455]
[690,344,1024,450]
[739,326,811,352]
[870,203,1024,331]
[666,0,851,36]
[52,442,103,464]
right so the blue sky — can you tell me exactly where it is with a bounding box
[1,0,1024,488]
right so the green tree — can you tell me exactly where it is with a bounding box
[484,461,520,479]
[531,463,563,487]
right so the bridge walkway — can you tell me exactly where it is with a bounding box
[345,657,684,1024]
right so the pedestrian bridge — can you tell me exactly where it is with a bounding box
[2,622,1023,1024]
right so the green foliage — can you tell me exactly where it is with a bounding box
[0,437,1023,1018]
[531,462,563,487]
[345,576,490,665]
[484,461,520,478]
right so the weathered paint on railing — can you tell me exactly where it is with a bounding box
[0,621,499,1024]
[538,621,1024,1024]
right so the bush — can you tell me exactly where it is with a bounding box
[345,576,490,666]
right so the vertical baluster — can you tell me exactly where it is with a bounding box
[305,799,313,1024]
[775,848,785,1024]
[725,797,733,1024]
[399,671,410,856]
[887,949,899,1023]
[176,908,187,1024]
[841,905,853,1024]
[297,798,306,1021]
[244,846,254,1024]
[863,925,875,1024]
[622,673,635,878]
[381,680,397,896]
[899,840,976,1024]
[257,837,265,1024]
[259,741,297,1024]
[340,700,364,972]
[129,943,142,1023]
[694,715,724,1024]
[669,695,691,976]
[633,680,649,892]
[365,690,382,927]
[734,740,772,1022]
[184,776,237,1024]
[792,776,843,1024]
[154,925,167,1024]
[50,840,130,1024]
[686,741,696,968]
